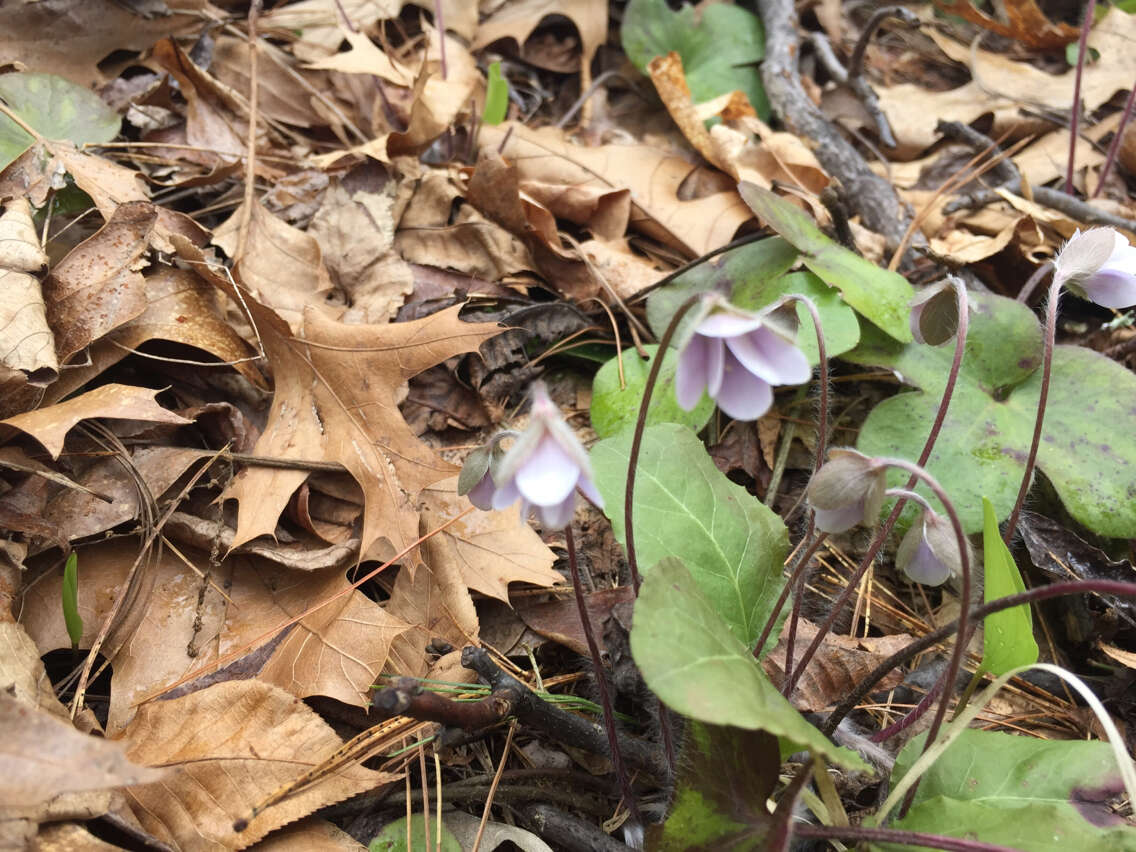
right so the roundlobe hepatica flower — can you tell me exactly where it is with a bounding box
[675,297,811,422]
[805,449,888,534]
[1052,227,1136,308]
[896,509,966,587]
[466,381,602,529]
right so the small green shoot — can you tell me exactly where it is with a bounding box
[482,61,509,125]
[979,496,1038,676]
[62,551,82,649]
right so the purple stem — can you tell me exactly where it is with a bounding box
[794,823,1023,852]
[564,526,640,826]
[780,517,815,693]
[777,294,829,692]
[1017,260,1055,305]
[821,578,1136,737]
[1094,79,1136,197]
[871,675,945,742]
[1004,275,1061,545]
[1065,0,1097,195]
[624,294,702,594]
[753,530,828,659]
[783,280,969,696]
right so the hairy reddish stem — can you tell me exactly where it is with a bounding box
[794,823,1022,852]
[1065,0,1097,194]
[1093,82,1136,198]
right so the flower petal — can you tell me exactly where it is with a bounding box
[1078,269,1136,308]
[902,536,951,586]
[675,333,711,410]
[1054,227,1116,286]
[704,336,726,398]
[490,477,521,511]
[726,326,812,386]
[813,502,864,534]
[577,474,605,509]
[514,434,581,506]
[712,348,773,421]
[466,471,498,510]
[695,311,765,337]
[536,494,577,529]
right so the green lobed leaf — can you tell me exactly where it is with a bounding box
[591,423,787,645]
[621,0,770,120]
[849,291,1136,536]
[590,345,715,439]
[881,729,1136,852]
[482,61,509,125]
[981,496,1037,676]
[631,557,867,771]
[0,72,121,169]
[737,183,914,343]
[645,236,859,366]
[62,551,82,650]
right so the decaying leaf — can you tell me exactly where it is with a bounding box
[0,198,55,385]
[115,679,399,849]
[0,384,192,460]
[473,0,607,76]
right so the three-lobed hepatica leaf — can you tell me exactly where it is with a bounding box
[632,557,866,771]
[591,422,787,646]
[886,729,1136,851]
[645,235,861,366]
[590,344,716,439]
[980,496,1038,677]
[0,72,121,169]
[848,290,1136,536]
[622,0,771,120]
[737,183,915,343]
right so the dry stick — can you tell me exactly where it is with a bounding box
[565,526,641,827]
[1004,275,1061,545]
[1093,80,1136,197]
[471,721,516,852]
[785,280,969,691]
[235,0,263,262]
[820,578,1136,738]
[1065,0,1097,195]
[794,824,1022,852]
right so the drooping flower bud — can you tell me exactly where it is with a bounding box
[457,441,505,511]
[675,294,811,422]
[806,449,888,534]
[486,381,603,529]
[1052,227,1136,308]
[895,509,967,586]
[909,278,963,345]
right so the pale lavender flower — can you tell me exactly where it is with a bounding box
[896,509,966,586]
[675,297,811,422]
[1052,227,1136,308]
[457,441,504,511]
[486,382,603,529]
[806,449,888,534]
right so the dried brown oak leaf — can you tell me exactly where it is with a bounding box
[0,384,191,460]
[21,538,414,734]
[115,680,398,850]
[472,0,607,76]
[215,276,503,565]
[0,199,55,386]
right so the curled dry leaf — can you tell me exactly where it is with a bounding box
[21,538,414,733]
[472,0,607,76]
[213,201,337,330]
[479,122,753,258]
[0,198,55,385]
[0,383,192,460]
[115,680,399,850]
[42,200,155,364]
[419,477,561,604]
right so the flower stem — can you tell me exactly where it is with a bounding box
[564,526,640,826]
[871,459,969,817]
[1093,82,1136,198]
[789,294,829,478]
[624,294,702,594]
[1064,0,1097,195]
[784,280,968,695]
[820,578,1136,737]
[780,517,816,693]
[753,529,828,659]
[1004,275,1061,546]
